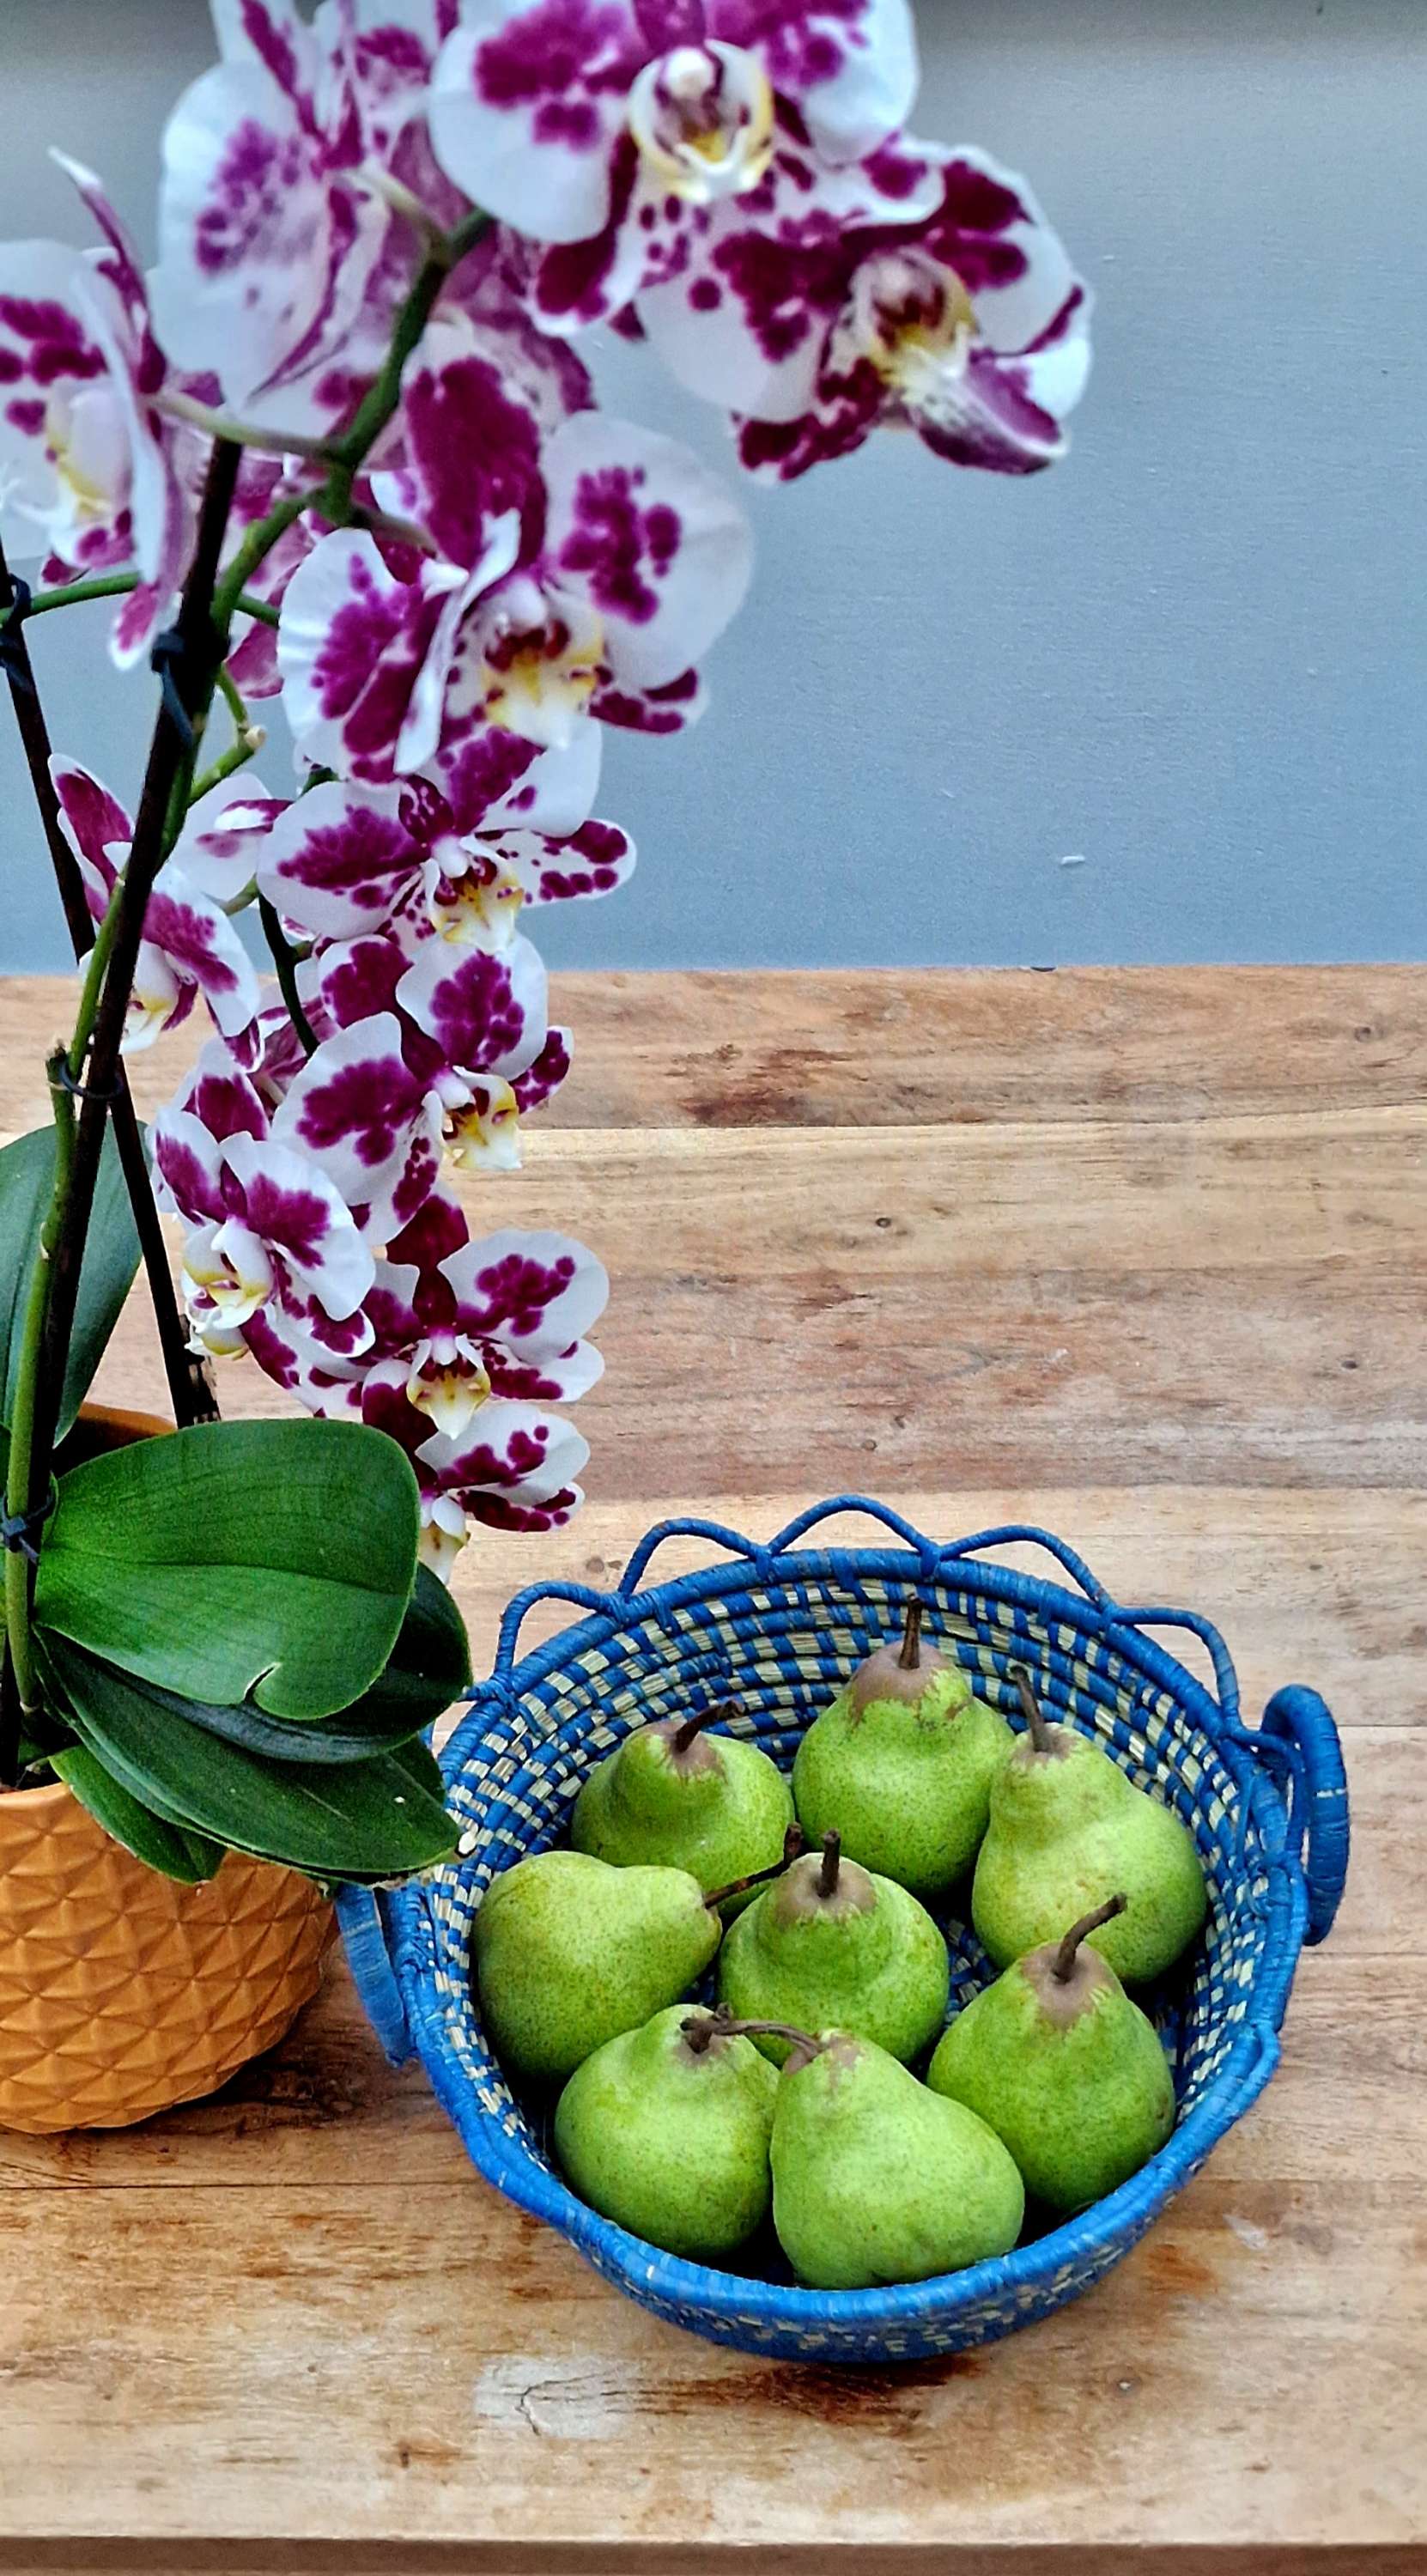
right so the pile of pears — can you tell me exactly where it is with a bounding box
[471,1607,1205,2290]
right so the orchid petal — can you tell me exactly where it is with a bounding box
[397,314,543,571]
[442,1227,609,1352]
[273,1011,445,1238]
[492,815,634,907]
[222,1129,376,1318]
[277,528,450,781]
[710,0,917,161]
[430,2,643,245]
[478,726,602,835]
[145,861,264,1042]
[396,925,549,1077]
[543,410,752,690]
[50,756,131,920]
[418,1394,591,1510]
[258,779,422,938]
[172,781,288,909]
[0,240,108,555]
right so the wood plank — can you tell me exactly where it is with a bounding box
[497,1113,1427,1279]
[0,2168,1420,2555]
[6,964,1427,1128]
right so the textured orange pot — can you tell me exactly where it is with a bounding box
[0,1406,333,2133]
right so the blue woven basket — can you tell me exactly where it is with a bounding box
[340,1497,1349,2365]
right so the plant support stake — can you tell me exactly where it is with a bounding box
[27,440,242,1516]
[0,532,217,1434]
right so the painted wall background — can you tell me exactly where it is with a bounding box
[1,0,1423,973]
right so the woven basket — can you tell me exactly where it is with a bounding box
[340,1498,1349,2364]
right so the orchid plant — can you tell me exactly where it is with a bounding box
[0,0,1087,1884]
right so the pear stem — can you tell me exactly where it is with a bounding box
[702,1823,805,1911]
[672,1701,728,1754]
[897,1600,923,1671]
[708,2015,823,2063]
[680,2008,735,2056]
[817,1830,841,1899]
[1054,1893,1127,1982]
[1010,1663,1054,1755]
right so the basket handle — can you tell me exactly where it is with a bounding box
[1258,1686,1351,1944]
[617,1498,1127,1607]
[336,1887,413,2067]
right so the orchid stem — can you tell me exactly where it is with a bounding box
[215,663,251,738]
[25,571,276,631]
[25,571,145,618]
[191,665,264,804]
[156,386,333,462]
[190,732,263,807]
[211,489,313,635]
[258,897,319,1056]
[1,1051,74,1754]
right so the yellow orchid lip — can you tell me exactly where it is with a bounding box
[446,1079,521,1172]
[182,1260,269,1328]
[628,41,775,204]
[46,398,112,519]
[406,1350,492,1441]
[428,866,525,948]
[854,256,980,398]
[482,626,602,740]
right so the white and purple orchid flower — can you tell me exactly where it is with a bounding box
[51,758,269,1053]
[428,0,920,332]
[0,159,195,662]
[253,770,634,944]
[152,1005,453,1340]
[647,149,1092,479]
[240,1182,604,1574]
[151,1042,377,1344]
[150,0,393,427]
[276,331,751,797]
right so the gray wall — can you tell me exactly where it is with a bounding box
[2,0,1424,971]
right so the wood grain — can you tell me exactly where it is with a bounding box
[0,966,1422,2572]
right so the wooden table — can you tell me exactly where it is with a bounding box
[0,965,1422,2576]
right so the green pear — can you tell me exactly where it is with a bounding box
[554,2005,779,2259]
[472,1850,721,2084]
[572,1702,796,1915]
[717,1830,950,2066]
[972,1671,1206,1983]
[792,1602,1013,1899]
[769,2030,1024,2289]
[929,1894,1176,2212]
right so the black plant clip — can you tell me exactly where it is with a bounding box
[0,1483,57,1565]
[149,623,197,751]
[52,1056,124,1106]
[0,577,35,699]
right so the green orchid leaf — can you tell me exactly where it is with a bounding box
[46,1565,470,1768]
[353,1562,471,1726]
[0,1123,142,1436]
[36,1418,421,1722]
[42,1634,457,1882]
[388,1733,449,1801]
[50,1741,226,1886]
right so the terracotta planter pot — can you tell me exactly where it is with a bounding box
[0,1406,333,2133]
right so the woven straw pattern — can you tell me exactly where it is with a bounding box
[0,1779,332,2133]
[346,1500,1345,2363]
